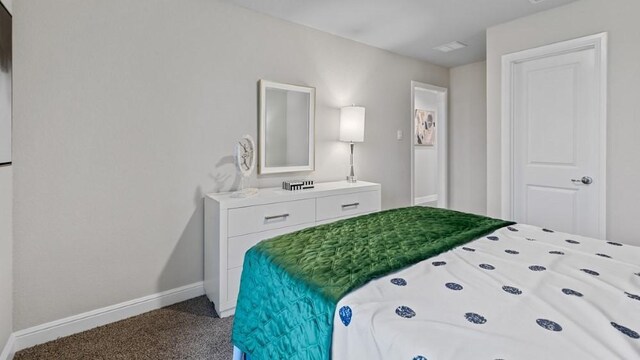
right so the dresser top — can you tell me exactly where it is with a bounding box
[206,180,380,208]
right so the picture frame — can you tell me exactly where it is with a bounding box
[0,3,11,165]
[415,109,436,146]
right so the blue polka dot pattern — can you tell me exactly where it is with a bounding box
[432,261,447,266]
[529,265,546,272]
[537,319,562,332]
[396,306,416,318]
[339,306,352,326]
[611,322,640,339]
[507,226,519,232]
[391,278,407,286]
[565,239,580,244]
[479,264,495,270]
[505,250,520,255]
[445,282,463,291]
[487,236,500,241]
[625,292,640,301]
[596,253,612,258]
[607,241,623,247]
[562,288,583,297]
[581,269,600,276]
[465,312,487,324]
[543,228,555,233]
[413,356,427,360]
[462,247,475,252]
[549,251,565,255]
[502,286,522,295]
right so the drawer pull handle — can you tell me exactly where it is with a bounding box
[264,213,290,221]
[341,202,360,209]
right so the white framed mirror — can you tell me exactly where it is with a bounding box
[258,80,315,174]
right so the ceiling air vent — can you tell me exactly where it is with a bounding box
[433,41,467,53]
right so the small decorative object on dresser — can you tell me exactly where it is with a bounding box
[204,180,381,317]
[231,135,258,198]
[282,180,314,191]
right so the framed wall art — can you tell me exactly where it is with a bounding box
[0,3,11,165]
[415,109,436,146]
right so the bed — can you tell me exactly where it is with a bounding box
[231,207,640,359]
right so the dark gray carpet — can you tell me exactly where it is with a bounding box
[15,296,234,360]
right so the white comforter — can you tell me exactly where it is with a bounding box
[332,224,640,360]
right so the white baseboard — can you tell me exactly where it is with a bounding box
[415,195,438,205]
[0,334,15,360]
[12,281,204,353]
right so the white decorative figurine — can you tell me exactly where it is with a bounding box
[231,135,259,198]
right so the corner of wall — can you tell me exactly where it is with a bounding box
[448,60,488,215]
[0,333,15,360]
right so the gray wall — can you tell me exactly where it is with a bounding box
[449,61,487,215]
[12,0,448,329]
[486,0,640,245]
[0,166,12,352]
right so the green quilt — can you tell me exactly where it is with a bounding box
[231,206,514,359]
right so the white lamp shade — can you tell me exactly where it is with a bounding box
[339,106,365,142]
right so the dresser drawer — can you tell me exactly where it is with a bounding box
[227,223,313,269]
[227,199,316,237]
[316,190,380,221]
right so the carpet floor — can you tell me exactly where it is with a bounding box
[14,296,234,360]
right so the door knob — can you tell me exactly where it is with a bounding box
[571,176,593,185]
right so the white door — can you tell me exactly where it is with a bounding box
[503,34,606,239]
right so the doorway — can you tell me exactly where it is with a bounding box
[411,81,448,208]
[501,33,607,239]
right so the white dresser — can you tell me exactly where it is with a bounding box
[204,181,381,317]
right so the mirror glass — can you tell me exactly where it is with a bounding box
[259,80,315,174]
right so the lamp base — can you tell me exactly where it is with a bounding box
[346,175,357,183]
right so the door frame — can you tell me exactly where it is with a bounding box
[500,32,607,238]
[410,81,448,208]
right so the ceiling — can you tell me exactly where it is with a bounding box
[224,0,578,67]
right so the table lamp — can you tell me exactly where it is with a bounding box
[339,106,365,183]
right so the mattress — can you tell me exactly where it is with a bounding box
[332,223,640,359]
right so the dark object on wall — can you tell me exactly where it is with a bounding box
[0,2,10,165]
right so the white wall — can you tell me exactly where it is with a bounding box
[449,61,487,215]
[413,89,438,202]
[486,0,640,245]
[12,0,448,329]
[0,166,12,354]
